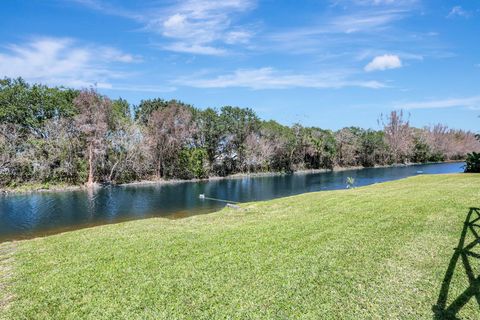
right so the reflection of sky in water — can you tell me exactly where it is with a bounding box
[0,162,465,241]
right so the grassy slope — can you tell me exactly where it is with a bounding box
[1,174,480,319]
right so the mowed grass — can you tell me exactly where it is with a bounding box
[1,174,480,319]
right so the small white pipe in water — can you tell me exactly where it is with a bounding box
[199,194,239,205]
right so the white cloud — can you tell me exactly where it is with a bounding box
[364,54,402,71]
[331,0,418,10]
[225,30,252,44]
[400,96,480,110]
[146,0,255,55]
[163,43,227,56]
[0,37,138,88]
[99,84,176,93]
[352,0,416,5]
[356,49,423,61]
[447,6,471,18]
[174,67,385,89]
[271,9,406,40]
[71,0,256,55]
[332,10,407,33]
[98,47,141,63]
[264,7,423,57]
[71,0,143,20]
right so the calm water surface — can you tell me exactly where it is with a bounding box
[0,162,464,242]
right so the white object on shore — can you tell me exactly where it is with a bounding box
[226,203,241,209]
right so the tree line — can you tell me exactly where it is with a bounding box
[1,78,479,187]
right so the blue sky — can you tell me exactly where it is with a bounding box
[1,0,479,131]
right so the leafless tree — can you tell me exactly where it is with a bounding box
[106,122,149,183]
[74,89,112,187]
[244,132,275,172]
[381,110,413,163]
[146,102,195,178]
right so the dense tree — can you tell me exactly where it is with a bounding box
[219,106,260,173]
[134,98,169,125]
[260,120,297,172]
[196,108,224,168]
[1,78,479,188]
[0,78,77,135]
[358,130,388,167]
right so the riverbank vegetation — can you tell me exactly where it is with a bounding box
[1,174,479,319]
[1,78,479,188]
[465,152,480,173]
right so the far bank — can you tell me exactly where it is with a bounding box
[0,160,465,196]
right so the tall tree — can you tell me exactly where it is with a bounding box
[196,108,224,168]
[220,106,260,172]
[381,110,413,163]
[146,102,194,178]
[335,127,360,167]
[74,89,112,187]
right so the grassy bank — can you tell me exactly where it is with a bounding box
[1,174,479,319]
[0,182,83,195]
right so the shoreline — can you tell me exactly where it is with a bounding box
[0,160,464,196]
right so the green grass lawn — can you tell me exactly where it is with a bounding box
[1,174,480,319]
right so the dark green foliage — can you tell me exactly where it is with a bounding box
[412,136,432,163]
[359,130,388,167]
[134,98,169,124]
[0,77,77,134]
[134,98,194,125]
[259,120,296,172]
[178,147,208,179]
[109,98,131,129]
[196,108,225,166]
[465,152,480,173]
[303,127,337,169]
[219,106,260,172]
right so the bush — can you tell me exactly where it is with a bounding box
[178,148,208,179]
[464,152,480,173]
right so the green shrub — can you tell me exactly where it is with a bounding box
[464,152,480,173]
[178,147,208,179]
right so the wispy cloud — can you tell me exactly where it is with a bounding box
[263,5,423,58]
[174,67,385,90]
[364,54,402,71]
[356,49,423,62]
[332,0,418,6]
[269,9,407,42]
[400,96,480,110]
[0,37,139,88]
[98,83,176,93]
[151,0,255,55]
[447,6,471,18]
[331,9,407,33]
[71,0,256,55]
[70,0,143,20]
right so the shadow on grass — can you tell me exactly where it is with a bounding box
[433,207,480,319]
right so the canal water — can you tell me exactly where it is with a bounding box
[0,162,465,242]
